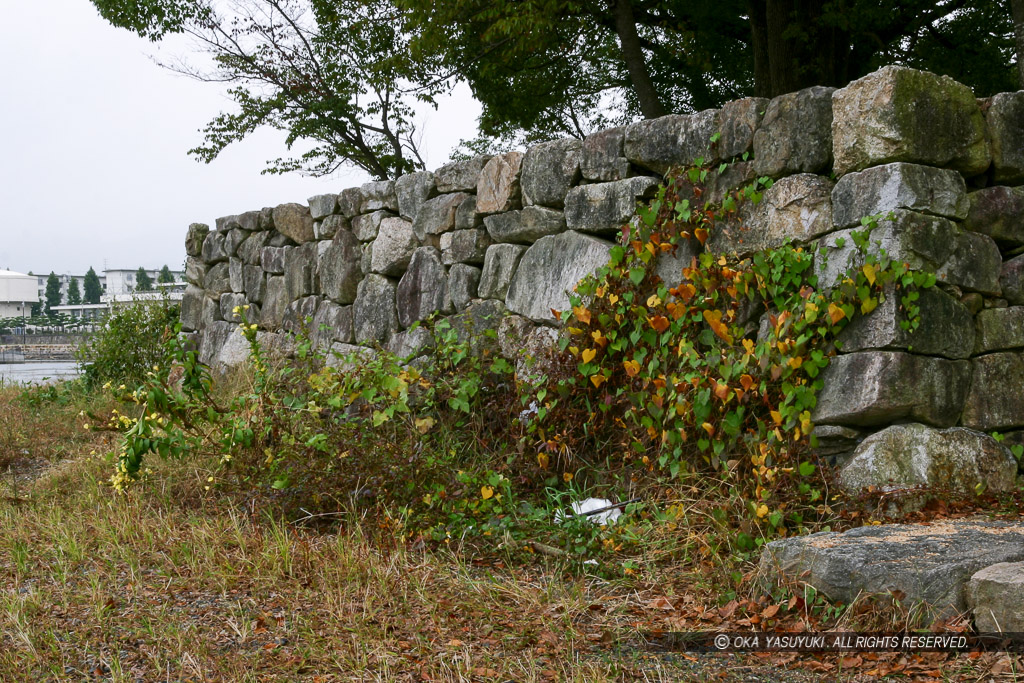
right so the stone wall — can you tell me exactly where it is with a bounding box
[183,65,1024,484]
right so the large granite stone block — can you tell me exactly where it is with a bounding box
[521,138,582,208]
[624,110,719,175]
[831,66,990,176]
[396,247,452,328]
[831,162,969,229]
[752,86,834,177]
[963,352,1024,430]
[563,176,659,235]
[986,91,1024,184]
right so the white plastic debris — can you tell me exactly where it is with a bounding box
[518,400,539,422]
[554,498,622,525]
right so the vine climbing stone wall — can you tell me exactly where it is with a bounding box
[182,64,1024,492]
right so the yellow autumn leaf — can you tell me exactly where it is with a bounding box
[827,302,847,324]
[800,410,813,434]
[537,452,550,469]
[563,472,574,482]
[770,410,783,425]
[608,294,619,305]
[572,305,592,324]
[788,356,803,369]
[623,359,640,377]
[646,293,662,308]
[861,297,878,315]
[581,348,597,364]
[414,416,435,434]
[590,374,607,388]
[862,262,877,285]
[481,486,494,500]
[756,504,769,518]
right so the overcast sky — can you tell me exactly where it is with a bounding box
[0,0,480,276]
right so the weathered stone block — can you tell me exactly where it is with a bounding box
[219,292,248,323]
[838,424,1018,495]
[963,352,1024,430]
[351,210,392,242]
[396,247,451,328]
[963,185,1024,246]
[435,155,489,193]
[200,293,221,328]
[337,187,364,218]
[986,92,1024,184]
[581,126,629,182]
[359,180,398,213]
[478,244,527,301]
[237,211,261,232]
[184,257,206,287]
[831,162,969,229]
[272,203,315,243]
[506,231,614,322]
[370,217,417,277]
[203,262,231,294]
[260,276,287,330]
[455,195,484,230]
[717,96,768,159]
[477,152,524,214]
[387,326,434,359]
[760,520,1024,617]
[310,300,353,348]
[440,229,490,265]
[654,238,700,291]
[448,264,481,311]
[308,193,338,220]
[968,562,1024,632]
[708,173,833,256]
[1002,254,1024,305]
[228,258,244,293]
[815,210,999,294]
[975,307,1024,354]
[934,230,1002,296]
[315,214,348,241]
[243,265,265,304]
[813,351,970,427]
[258,207,275,231]
[413,192,472,241]
[201,231,228,264]
[395,171,437,222]
[267,231,294,248]
[180,285,205,332]
[353,274,399,343]
[521,138,582,208]
[260,246,287,274]
[752,86,834,177]
[484,206,566,244]
[317,230,362,305]
[282,295,321,334]
[831,66,990,176]
[564,176,659,235]
[624,110,719,175]
[284,243,317,302]
[186,223,210,258]
[224,228,251,259]
[837,284,975,359]
[237,231,270,266]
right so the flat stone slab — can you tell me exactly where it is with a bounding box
[760,519,1024,616]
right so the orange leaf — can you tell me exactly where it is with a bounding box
[702,309,734,344]
[701,422,715,436]
[648,315,670,333]
[590,374,607,388]
[694,227,708,245]
[827,303,846,324]
[623,359,640,377]
[573,306,592,324]
[713,382,730,401]
[739,374,755,391]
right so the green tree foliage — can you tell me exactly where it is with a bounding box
[91,0,1017,162]
[44,273,62,315]
[84,267,103,304]
[89,0,437,179]
[67,278,82,305]
[135,268,154,292]
[158,265,175,283]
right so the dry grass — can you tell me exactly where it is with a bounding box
[0,385,1017,681]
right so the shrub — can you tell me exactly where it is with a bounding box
[77,298,179,388]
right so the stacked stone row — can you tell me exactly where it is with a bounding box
[182,65,1024,486]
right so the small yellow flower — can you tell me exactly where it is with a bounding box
[207,476,214,483]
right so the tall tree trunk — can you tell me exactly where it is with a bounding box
[748,0,771,97]
[612,0,665,119]
[1013,0,1024,88]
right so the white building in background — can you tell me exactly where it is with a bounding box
[0,270,39,318]
[35,267,184,304]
